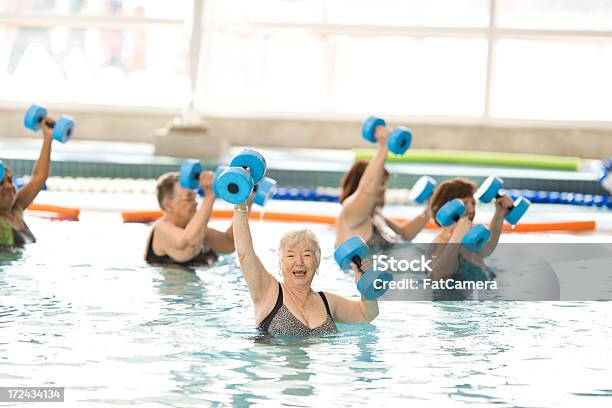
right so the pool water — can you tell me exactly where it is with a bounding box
[1,215,612,407]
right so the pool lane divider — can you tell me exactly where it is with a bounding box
[354,149,582,171]
[26,203,80,221]
[121,210,596,232]
[272,187,612,208]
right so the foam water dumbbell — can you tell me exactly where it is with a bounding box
[0,160,4,181]
[254,177,277,206]
[409,175,436,204]
[178,159,203,190]
[334,236,392,300]
[212,166,228,197]
[361,116,412,156]
[435,198,466,227]
[435,198,491,252]
[216,149,267,205]
[460,224,492,253]
[475,176,531,225]
[24,104,75,143]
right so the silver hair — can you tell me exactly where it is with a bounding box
[278,229,321,265]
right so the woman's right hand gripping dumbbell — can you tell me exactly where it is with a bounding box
[361,116,412,156]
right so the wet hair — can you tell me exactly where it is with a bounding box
[278,229,321,265]
[156,172,179,210]
[339,161,389,204]
[429,178,477,226]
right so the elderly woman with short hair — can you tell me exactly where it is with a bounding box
[233,202,379,336]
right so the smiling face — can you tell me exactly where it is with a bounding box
[278,230,321,289]
[0,167,16,212]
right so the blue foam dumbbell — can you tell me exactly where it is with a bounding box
[409,176,436,204]
[435,198,467,227]
[212,166,228,197]
[24,104,75,143]
[361,116,412,156]
[388,128,412,155]
[461,224,492,252]
[254,177,277,207]
[334,236,392,300]
[475,175,530,225]
[178,159,203,190]
[216,149,267,205]
[230,149,266,184]
[215,167,254,205]
[0,160,4,181]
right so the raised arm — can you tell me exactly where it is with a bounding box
[340,129,389,226]
[15,121,53,210]
[233,203,276,304]
[156,172,216,262]
[428,217,472,281]
[205,193,255,254]
[156,194,215,262]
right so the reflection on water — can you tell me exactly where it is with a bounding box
[0,217,611,406]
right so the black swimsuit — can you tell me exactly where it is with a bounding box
[145,229,218,266]
[258,283,338,336]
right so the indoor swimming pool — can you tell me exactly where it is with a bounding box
[1,213,611,407]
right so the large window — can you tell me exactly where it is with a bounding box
[0,0,191,107]
[200,0,612,123]
[2,0,612,123]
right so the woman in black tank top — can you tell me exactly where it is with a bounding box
[144,171,236,266]
[233,202,380,337]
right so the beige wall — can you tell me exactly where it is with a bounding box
[1,108,611,159]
